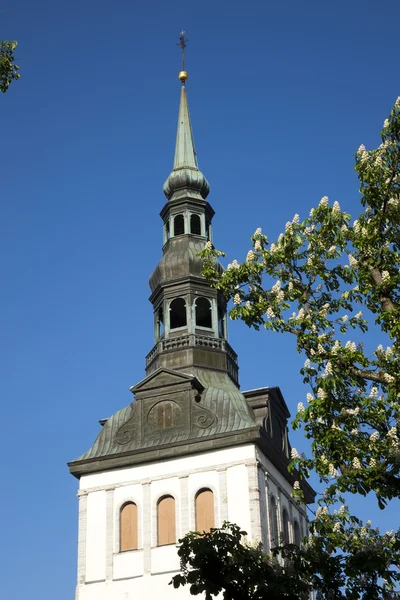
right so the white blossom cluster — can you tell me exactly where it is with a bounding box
[353,457,362,469]
[319,196,329,207]
[266,307,275,319]
[291,448,299,459]
[254,239,262,251]
[227,259,239,270]
[315,506,329,519]
[293,481,300,490]
[233,293,241,305]
[342,407,360,416]
[369,431,379,442]
[324,361,333,376]
[345,340,357,352]
[246,250,256,262]
[349,255,358,267]
[383,373,395,383]
[285,220,295,234]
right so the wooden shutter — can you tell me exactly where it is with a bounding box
[158,496,176,545]
[195,489,214,532]
[120,503,138,551]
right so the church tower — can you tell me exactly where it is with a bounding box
[69,43,314,600]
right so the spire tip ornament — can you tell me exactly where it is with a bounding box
[177,30,189,84]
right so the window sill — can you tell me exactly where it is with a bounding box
[154,542,177,548]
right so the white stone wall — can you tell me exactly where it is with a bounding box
[74,443,307,600]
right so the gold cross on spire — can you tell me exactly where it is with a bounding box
[177,31,189,84]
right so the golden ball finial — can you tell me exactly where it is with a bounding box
[178,70,188,83]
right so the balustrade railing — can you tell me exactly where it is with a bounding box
[145,334,239,383]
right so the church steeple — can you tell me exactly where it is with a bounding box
[147,49,238,385]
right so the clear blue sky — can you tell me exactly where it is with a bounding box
[1,1,399,598]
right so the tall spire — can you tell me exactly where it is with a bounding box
[163,33,210,200]
[173,85,198,170]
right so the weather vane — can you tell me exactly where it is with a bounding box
[177,30,188,70]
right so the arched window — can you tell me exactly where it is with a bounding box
[294,520,301,546]
[270,495,279,548]
[157,306,164,339]
[282,508,290,544]
[195,297,212,328]
[218,308,225,338]
[120,502,138,551]
[195,489,214,532]
[170,298,187,329]
[205,219,211,240]
[164,220,170,241]
[174,214,185,236]
[190,214,201,235]
[157,496,176,546]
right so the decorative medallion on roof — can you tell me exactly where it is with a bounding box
[163,33,210,201]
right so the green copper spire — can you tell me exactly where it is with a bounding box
[163,79,210,200]
[163,32,209,200]
[173,84,198,170]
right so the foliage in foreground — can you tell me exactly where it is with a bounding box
[172,97,400,599]
[0,41,20,93]
[171,522,399,600]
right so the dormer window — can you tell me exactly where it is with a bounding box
[174,214,185,236]
[195,297,212,328]
[170,298,187,329]
[190,214,201,235]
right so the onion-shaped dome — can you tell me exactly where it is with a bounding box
[163,167,210,200]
